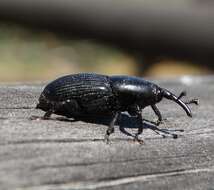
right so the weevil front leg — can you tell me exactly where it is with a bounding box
[185,98,199,105]
[178,91,199,105]
[104,112,120,144]
[151,104,165,126]
[178,91,186,99]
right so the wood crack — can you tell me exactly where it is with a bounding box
[17,166,214,190]
[0,107,35,110]
[31,152,209,171]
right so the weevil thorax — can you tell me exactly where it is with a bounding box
[134,82,163,108]
[110,76,163,109]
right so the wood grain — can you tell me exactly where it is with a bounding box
[0,76,213,190]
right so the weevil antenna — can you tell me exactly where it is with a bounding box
[178,91,186,99]
[161,88,192,117]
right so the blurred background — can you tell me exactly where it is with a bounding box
[0,0,213,82]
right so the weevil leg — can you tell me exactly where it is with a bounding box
[104,112,119,144]
[178,91,187,99]
[133,111,144,144]
[128,105,144,144]
[151,105,164,125]
[185,98,199,105]
[43,110,53,119]
[177,91,199,105]
[30,109,53,120]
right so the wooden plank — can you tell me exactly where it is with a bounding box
[0,76,213,190]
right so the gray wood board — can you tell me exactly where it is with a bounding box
[0,76,213,190]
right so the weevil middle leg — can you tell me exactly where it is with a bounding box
[133,111,144,144]
[128,105,144,144]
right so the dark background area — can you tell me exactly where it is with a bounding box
[0,0,214,81]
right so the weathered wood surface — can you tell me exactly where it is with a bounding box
[0,76,213,190]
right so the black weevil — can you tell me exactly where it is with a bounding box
[36,73,198,143]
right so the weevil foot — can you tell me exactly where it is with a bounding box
[29,115,51,121]
[156,118,167,126]
[133,135,144,145]
[185,98,199,105]
[172,134,178,139]
[104,134,111,144]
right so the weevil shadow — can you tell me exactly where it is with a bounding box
[33,113,144,137]
[71,113,142,138]
[117,114,173,138]
[31,113,183,139]
[56,113,182,139]
[69,113,184,139]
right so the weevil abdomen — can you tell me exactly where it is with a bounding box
[38,73,115,116]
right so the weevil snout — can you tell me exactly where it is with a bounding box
[161,88,197,117]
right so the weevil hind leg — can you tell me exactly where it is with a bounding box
[30,109,53,120]
[104,112,120,144]
[43,110,53,119]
